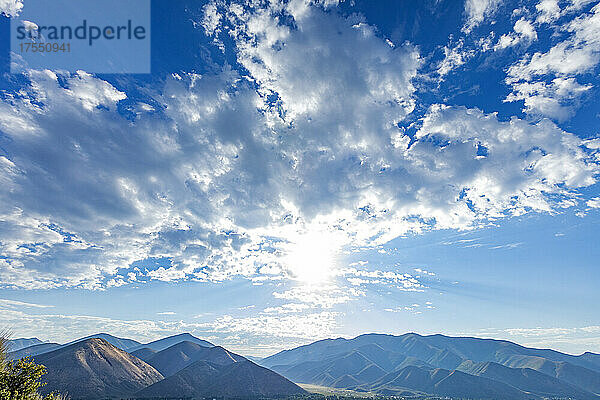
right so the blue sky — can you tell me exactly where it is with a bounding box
[0,0,599,357]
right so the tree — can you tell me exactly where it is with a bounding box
[0,336,67,400]
[0,357,48,400]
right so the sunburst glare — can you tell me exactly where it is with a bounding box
[283,231,342,285]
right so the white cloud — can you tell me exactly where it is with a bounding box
[505,4,600,118]
[475,325,600,354]
[157,311,176,315]
[0,308,191,344]
[415,105,596,216]
[201,2,221,36]
[494,18,537,50]
[340,267,427,292]
[587,197,600,208]
[0,299,54,309]
[272,285,363,309]
[0,0,597,292]
[536,0,561,24]
[384,303,428,314]
[437,39,475,76]
[414,268,436,276]
[463,0,501,33]
[0,306,339,356]
[505,78,591,121]
[263,303,310,314]
[584,138,600,149]
[0,0,22,16]
[204,311,339,340]
[489,242,524,249]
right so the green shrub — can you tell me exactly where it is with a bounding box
[0,337,67,400]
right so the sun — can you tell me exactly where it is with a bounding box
[283,231,341,285]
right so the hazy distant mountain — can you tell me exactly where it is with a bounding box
[35,338,163,399]
[6,337,44,352]
[9,331,600,400]
[264,333,600,372]
[262,333,462,370]
[140,341,245,376]
[422,333,600,373]
[130,347,157,361]
[127,332,213,353]
[64,333,141,351]
[457,360,598,399]
[500,354,600,395]
[366,366,531,399]
[6,333,140,361]
[137,359,306,398]
[136,339,305,398]
[580,352,600,369]
[272,343,435,387]
[9,332,212,362]
[8,343,61,360]
[262,333,600,399]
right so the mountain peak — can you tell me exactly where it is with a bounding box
[127,333,214,353]
[64,333,141,351]
[35,337,163,399]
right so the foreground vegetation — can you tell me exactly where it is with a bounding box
[0,337,67,400]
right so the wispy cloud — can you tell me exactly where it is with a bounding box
[0,299,54,309]
[475,325,600,354]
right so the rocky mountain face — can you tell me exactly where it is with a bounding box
[31,336,303,399]
[34,338,164,399]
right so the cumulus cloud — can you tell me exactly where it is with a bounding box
[494,18,537,50]
[505,3,600,118]
[0,0,598,293]
[0,0,23,16]
[463,0,501,32]
[536,0,561,23]
[587,197,600,208]
[437,39,475,76]
[505,78,592,120]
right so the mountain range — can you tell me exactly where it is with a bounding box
[9,331,600,399]
[6,337,45,352]
[10,333,304,399]
[6,332,212,360]
[35,339,164,399]
[260,333,600,399]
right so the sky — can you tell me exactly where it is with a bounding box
[0,0,599,357]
